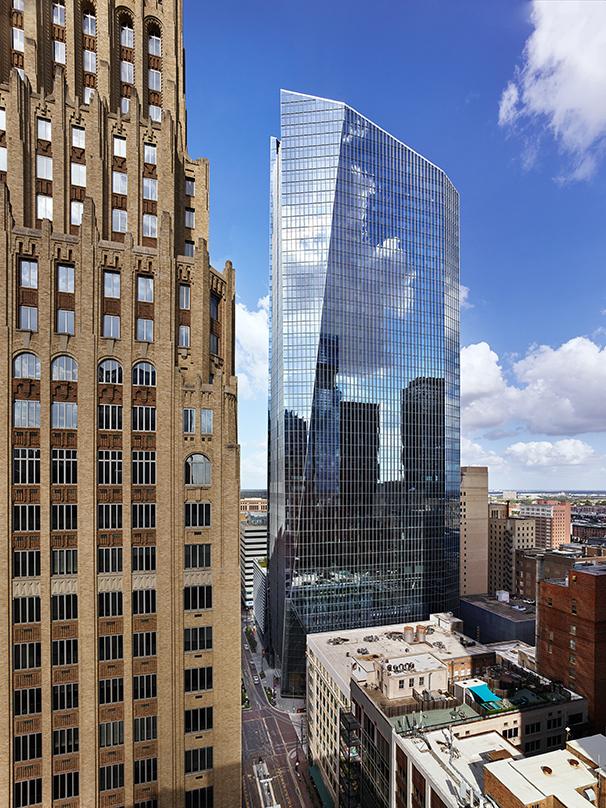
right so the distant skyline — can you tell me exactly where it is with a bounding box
[183,0,606,490]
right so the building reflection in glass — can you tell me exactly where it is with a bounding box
[269,91,460,695]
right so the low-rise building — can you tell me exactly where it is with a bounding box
[489,511,536,593]
[459,593,536,645]
[307,615,587,805]
[240,512,268,607]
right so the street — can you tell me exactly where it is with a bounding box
[241,622,319,808]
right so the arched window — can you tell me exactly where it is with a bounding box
[52,355,78,381]
[148,24,161,56]
[120,19,134,49]
[13,352,40,379]
[132,361,156,387]
[82,6,96,35]
[98,359,123,384]
[185,454,211,487]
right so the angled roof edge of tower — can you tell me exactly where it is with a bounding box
[279,88,458,191]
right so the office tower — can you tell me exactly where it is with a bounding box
[240,511,268,607]
[268,90,460,695]
[518,500,571,549]
[0,3,241,807]
[538,565,606,733]
[460,466,488,595]
[488,512,535,593]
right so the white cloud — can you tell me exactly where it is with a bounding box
[461,436,506,468]
[462,337,606,436]
[235,295,269,400]
[506,438,595,467]
[499,0,606,179]
[460,284,473,310]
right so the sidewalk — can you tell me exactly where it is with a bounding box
[247,637,306,729]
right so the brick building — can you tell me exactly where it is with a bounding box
[518,500,571,549]
[0,2,241,807]
[488,510,535,594]
[538,565,606,734]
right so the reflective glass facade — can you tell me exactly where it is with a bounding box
[269,91,460,695]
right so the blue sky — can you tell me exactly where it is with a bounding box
[183,0,606,491]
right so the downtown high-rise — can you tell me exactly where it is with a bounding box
[0,3,241,807]
[268,90,460,695]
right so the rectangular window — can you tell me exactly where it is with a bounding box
[148,69,162,91]
[51,549,78,576]
[132,406,156,432]
[185,747,213,775]
[83,87,94,105]
[132,503,156,529]
[132,451,156,485]
[134,716,157,742]
[184,502,211,528]
[72,126,85,149]
[12,504,40,531]
[179,287,191,313]
[13,448,40,484]
[143,177,158,201]
[137,275,154,302]
[200,409,213,435]
[98,450,122,485]
[184,666,213,693]
[13,550,40,578]
[120,25,134,47]
[133,673,157,700]
[14,779,42,808]
[112,208,128,233]
[120,60,134,83]
[98,677,124,705]
[185,544,211,569]
[83,49,96,73]
[132,589,156,615]
[136,318,154,342]
[52,638,78,666]
[103,270,121,299]
[179,325,191,348]
[52,682,79,710]
[97,503,123,530]
[13,399,41,426]
[53,727,79,756]
[98,721,123,749]
[184,626,213,652]
[185,207,195,229]
[51,504,78,531]
[82,12,96,35]
[36,194,53,221]
[37,118,52,141]
[133,631,156,657]
[19,258,38,289]
[144,143,157,164]
[52,3,66,25]
[70,200,83,226]
[56,308,75,335]
[113,136,126,158]
[143,213,157,238]
[183,408,195,434]
[13,642,41,671]
[52,772,79,800]
[0,146,6,172]
[134,757,157,785]
[53,40,66,64]
[184,707,212,734]
[14,688,42,716]
[184,585,212,611]
[52,449,77,484]
[70,162,86,187]
[112,170,128,195]
[132,546,156,572]
[12,27,25,52]
[36,154,53,180]
[184,240,195,257]
[185,177,196,196]
[14,732,42,763]
[0,108,5,131]
[51,401,78,429]
[210,332,219,355]
[13,605,41,632]
[148,34,162,56]
[97,547,123,573]
[98,404,122,430]
[99,764,124,792]
[52,594,78,621]
[98,591,123,617]
[57,264,75,293]
[102,314,121,339]
[98,635,124,662]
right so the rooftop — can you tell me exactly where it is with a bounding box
[485,742,604,808]
[459,594,536,621]
[307,614,488,698]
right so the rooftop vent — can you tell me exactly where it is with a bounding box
[569,758,580,767]
[541,766,553,776]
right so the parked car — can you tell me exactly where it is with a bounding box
[253,675,260,684]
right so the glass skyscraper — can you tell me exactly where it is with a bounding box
[269,90,460,695]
